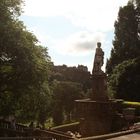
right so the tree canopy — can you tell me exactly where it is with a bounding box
[0,0,52,124]
[106,0,140,101]
[106,0,140,75]
[108,57,140,102]
[52,81,84,125]
[51,65,91,92]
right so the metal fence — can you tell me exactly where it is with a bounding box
[0,137,53,140]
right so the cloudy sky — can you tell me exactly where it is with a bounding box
[21,0,128,72]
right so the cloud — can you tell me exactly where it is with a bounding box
[23,0,128,32]
[22,0,128,72]
[52,31,105,55]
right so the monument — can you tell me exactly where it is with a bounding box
[91,42,108,101]
[76,42,114,137]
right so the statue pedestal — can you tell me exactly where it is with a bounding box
[76,99,114,137]
[91,74,108,101]
[75,43,117,137]
[75,72,114,137]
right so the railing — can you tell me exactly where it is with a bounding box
[0,119,75,139]
[0,119,27,137]
[32,129,75,140]
[1,119,140,139]
[0,137,52,140]
[0,119,27,131]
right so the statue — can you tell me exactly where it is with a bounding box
[92,42,104,75]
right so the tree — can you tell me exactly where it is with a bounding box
[0,0,52,123]
[52,81,84,125]
[106,0,140,75]
[51,64,91,92]
[108,57,140,102]
[106,0,140,101]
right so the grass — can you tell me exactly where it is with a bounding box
[124,101,140,106]
[123,101,140,116]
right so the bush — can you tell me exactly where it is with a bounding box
[108,57,140,102]
[123,101,140,116]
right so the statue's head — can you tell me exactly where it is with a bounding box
[97,42,101,48]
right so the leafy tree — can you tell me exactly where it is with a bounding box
[108,57,140,102]
[106,0,140,75]
[52,81,84,125]
[52,105,64,126]
[50,65,91,125]
[51,65,91,92]
[0,0,52,123]
[106,0,140,101]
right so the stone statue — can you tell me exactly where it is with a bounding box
[92,42,104,75]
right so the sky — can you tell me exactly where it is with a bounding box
[21,0,129,72]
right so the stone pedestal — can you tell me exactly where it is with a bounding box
[91,74,108,101]
[76,99,114,137]
[75,42,115,137]
[75,72,113,137]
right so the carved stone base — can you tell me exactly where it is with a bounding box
[75,99,114,137]
[91,73,108,101]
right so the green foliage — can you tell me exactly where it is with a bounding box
[108,58,140,101]
[50,64,91,126]
[0,0,52,124]
[124,101,140,106]
[52,105,64,126]
[51,81,84,125]
[123,101,140,115]
[106,0,140,101]
[0,0,23,22]
[51,65,91,92]
[106,0,140,75]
